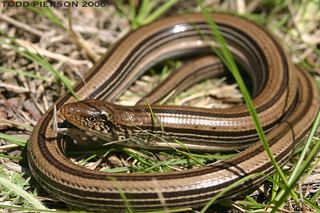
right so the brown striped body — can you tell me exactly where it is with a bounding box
[28,13,319,211]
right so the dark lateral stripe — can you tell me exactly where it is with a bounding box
[32,155,289,211]
[34,114,299,185]
[92,23,268,101]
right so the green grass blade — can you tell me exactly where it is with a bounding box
[129,0,137,18]
[304,197,320,212]
[0,66,47,81]
[0,204,89,213]
[137,0,155,20]
[271,110,320,212]
[200,173,262,213]
[20,48,78,99]
[109,177,134,213]
[123,0,179,29]
[0,176,47,210]
[142,0,179,25]
[197,0,288,187]
[0,37,79,100]
[311,187,320,202]
[0,133,27,147]
[26,0,64,28]
[0,153,22,160]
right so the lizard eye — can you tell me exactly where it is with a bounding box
[100,111,110,119]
